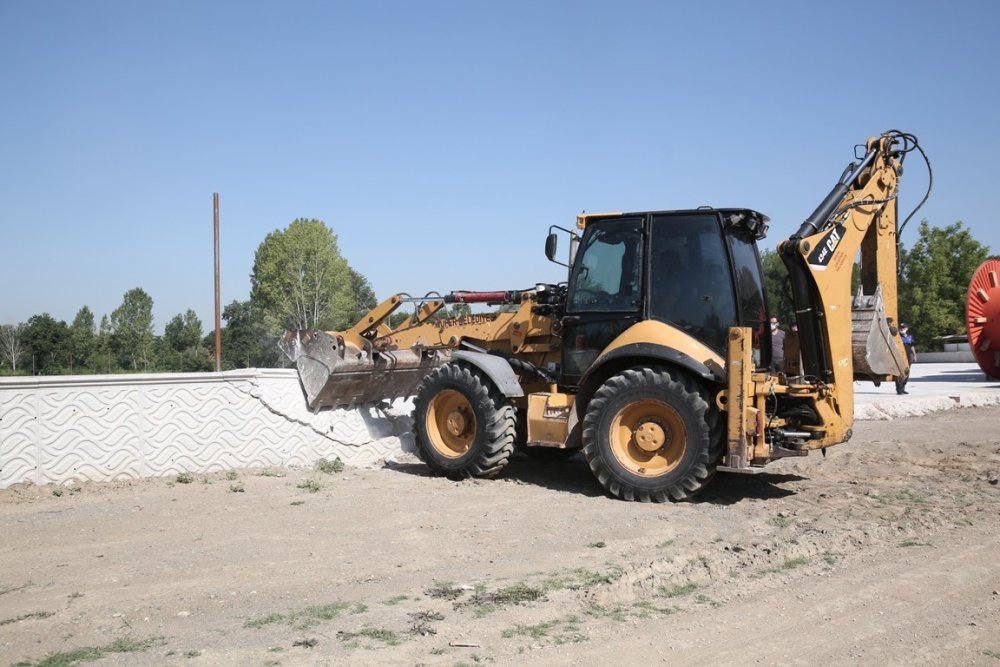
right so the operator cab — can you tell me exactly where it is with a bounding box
[554,208,771,387]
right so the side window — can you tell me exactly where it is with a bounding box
[649,214,737,353]
[567,219,643,313]
[728,234,770,366]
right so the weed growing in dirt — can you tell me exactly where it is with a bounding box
[337,626,404,647]
[587,541,606,548]
[352,602,368,614]
[296,480,321,493]
[0,611,54,626]
[632,600,680,617]
[658,582,699,598]
[769,514,794,528]
[26,635,164,667]
[257,468,285,477]
[502,615,586,645]
[982,649,1000,660]
[898,539,931,547]
[51,488,64,497]
[290,500,305,506]
[176,472,194,484]
[425,581,465,601]
[381,595,408,606]
[225,471,238,481]
[229,482,245,493]
[542,566,625,592]
[244,602,351,630]
[408,610,445,636]
[461,583,545,617]
[822,552,837,566]
[315,458,345,474]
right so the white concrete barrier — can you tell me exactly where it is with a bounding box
[0,370,413,489]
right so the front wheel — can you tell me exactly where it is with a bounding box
[412,362,516,479]
[582,367,714,502]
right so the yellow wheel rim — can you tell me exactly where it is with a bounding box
[426,389,476,458]
[608,399,686,477]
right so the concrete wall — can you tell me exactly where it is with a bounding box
[0,370,412,489]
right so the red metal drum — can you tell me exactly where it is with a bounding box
[966,258,1000,379]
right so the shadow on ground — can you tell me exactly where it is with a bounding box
[386,453,806,504]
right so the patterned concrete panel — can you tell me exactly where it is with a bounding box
[0,370,409,488]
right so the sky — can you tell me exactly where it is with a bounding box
[1,0,998,334]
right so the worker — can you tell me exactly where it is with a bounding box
[895,323,917,394]
[770,317,785,372]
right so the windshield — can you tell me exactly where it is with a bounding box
[567,218,643,313]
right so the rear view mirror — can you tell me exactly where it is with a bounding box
[545,233,558,262]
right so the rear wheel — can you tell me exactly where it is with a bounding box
[413,361,516,479]
[582,367,713,502]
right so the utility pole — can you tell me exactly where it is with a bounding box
[214,193,222,372]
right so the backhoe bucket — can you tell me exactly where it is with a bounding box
[280,330,445,410]
[851,286,907,378]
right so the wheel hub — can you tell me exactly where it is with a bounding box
[634,420,667,452]
[446,409,468,437]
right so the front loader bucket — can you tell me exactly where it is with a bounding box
[280,330,445,410]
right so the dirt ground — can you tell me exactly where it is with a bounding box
[2,406,999,667]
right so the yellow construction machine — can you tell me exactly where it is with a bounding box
[281,130,929,501]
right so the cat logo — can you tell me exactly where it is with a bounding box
[807,223,846,270]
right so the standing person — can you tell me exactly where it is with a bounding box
[895,323,917,394]
[770,317,785,372]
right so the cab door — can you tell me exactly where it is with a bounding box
[560,217,644,389]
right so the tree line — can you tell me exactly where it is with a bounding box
[0,219,380,376]
[0,217,991,376]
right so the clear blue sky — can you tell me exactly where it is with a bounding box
[2,0,997,333]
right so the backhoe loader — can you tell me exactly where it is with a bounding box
[281,130,929,501]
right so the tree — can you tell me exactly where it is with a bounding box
[218,300,283,369]
[111,288,155,371]
[69,306,97,372]
[159,309,212,372]
[899,220,990,350]
[94,314,114,374]
[0,323,25,373]
[250,219,356,332]
[348,267,377,324]
[23,314,70,375]
[760,249,794,326]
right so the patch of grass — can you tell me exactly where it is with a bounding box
[381,595,408,606]
[769,514,794,528]
[184,649,201,658]
[337,626,404,646]
[51,487,64,497]
[408,610,445,636]
[0,611,54,626]
[176,472,194,484]
[586,541,606,549]
[296,479,321,493]
[822,552,837,566]
[898,539,931,548]
[32,636,164,667]
[225,471,239,481]
[315,458,345,474]
[424,581,465,601]
[657,582,699,598]
[352,602,368,614]
[290,500,305,506]
[292,638,318,648]
[543,566,626,592]
[229,482,245,493]
[244,602,351,630]
[502,620,556,639]
[583,604,629,622]
[632,600,680,617]
[982,648,1000,660]
[257,468,285,477]
[655,539,675,548]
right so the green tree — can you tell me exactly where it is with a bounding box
[69,306,97,372]
[899,220,990,350]
[23,313,70,375]
[760,249,794,326]
[218,300,283,369]
[348,267,378,324]
[159,309,212,372]
[94,314,115,373]
[250,219,356,332]
[111,288,155,371]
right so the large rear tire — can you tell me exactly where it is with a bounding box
[582,367,713,502]
[412,361,516,480]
